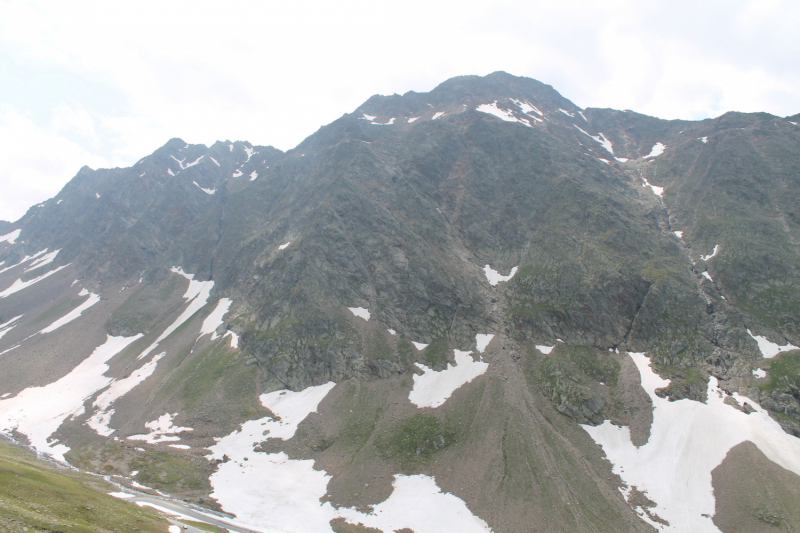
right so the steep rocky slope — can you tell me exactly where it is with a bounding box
[1,72,799,533]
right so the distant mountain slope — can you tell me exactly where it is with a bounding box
[1,71,799,533]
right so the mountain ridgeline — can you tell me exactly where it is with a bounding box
[2,72,800,533]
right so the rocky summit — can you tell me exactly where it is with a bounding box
[1,71,800,533]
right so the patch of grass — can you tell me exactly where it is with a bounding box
[422,337,448,366]
[0,440,167,532]
[374,413,457,467]
[758,351,800,393]
[129,450,210,493]
[566,345,620,387]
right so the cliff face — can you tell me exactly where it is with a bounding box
[1,71,800,533]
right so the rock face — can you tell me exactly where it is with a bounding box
[1,71,800,533]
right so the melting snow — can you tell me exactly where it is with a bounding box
[87,352,166,437]
[192,181,216,195]
[483,265,518,286]
[207,383,337,531]
[432,112,445,120]
[95,192,101,199]
[574,125,614,155]
[278,241,291,250]
[0,229,20,244]
[702,271,713,282]
[244,147,255,161]
[0,315,23,340]
[347,307,370,321]
[510,98,543,117]
[0,264,70,299]
[372,118,396,125]
[701,245,719,261]
[752,368,766,378]
[167,168,175,176]
[0,334,142,461]
[640,175,664,197]
[644,142,666,158]
[475,333,494,353]
[412,342,429,350]
[340,474,491,533]
[184,155,204,168]
[199,298,233,340]
[699,137,708,144]
[228,143,233,151]
[409,349,489,408]
[210,157,220,167]
[232,170,243,178]
[360,114,377,121]
[674,231,684,240]
[39,291,100,334]
[536,344,555,355]
[224,330,239,349]
[136,267,214,360]
[407,116,420,123]
[475,102,531,128]
[558,108,574,117]
[249,170,258,181]
[578,111,588,122]
[582,352,800,533]
[129,413,193,444]
[23,249,60,273]
[747,330,799,358]
[387,328,397,335]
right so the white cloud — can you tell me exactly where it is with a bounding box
[0,0,798,221]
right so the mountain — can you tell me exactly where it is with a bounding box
[1,71,800,533]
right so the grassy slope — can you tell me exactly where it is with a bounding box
[0,439,167,532]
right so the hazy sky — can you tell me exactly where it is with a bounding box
[1,0,798,222]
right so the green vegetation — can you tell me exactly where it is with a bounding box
[180,519,228,532]
[422,337,448,366]
[129,450,208,492]
[0,439,167,532]
[758,351,800,393]
[375,413,457,467]
[31,295,86,325]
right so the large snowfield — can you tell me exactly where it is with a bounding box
[582,352,800,532]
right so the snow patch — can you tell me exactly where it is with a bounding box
[0,229,20,244]
[199,298,233,340]
[210,157,220,166]
[640,175,664,197]
[0,264,70,299]
[574,125,614,155]
[701,245,719,261]
[87,352,166,436]
[136,268,214,360]
[702,271,713,282]
[167,168,175,176]
[699,137,708,144]
[674,231,684,240]
[360,114,376,121]
[409,350,488,408]
[95,192,101,199]
[432,111,445,120]
[747,330,799,359]
[339,474,492,533]
[347,307,370,321]
[278,241,291,250]
[372,117,396,125]
[752,368,766,379]
[224,330,239,348]
[558,108,574,117]
[249,170,258,181]
[0,315,23,340]
[39,291,100,334]
[407,116,420,123]
[24,249,60,273]
[475,333,494,353]
[536,344,555,355]
[412,342,428,351]
[475,102,531,128]
[644,142,666,158]
[232,170,243,178]
[129,413,193,444]
[0,334,142,461]
[387,328,397,335]
[483,265,518,286]
[192,181,216,195]
[582,352,800,533]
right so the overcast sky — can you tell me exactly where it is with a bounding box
[1,0,798,222]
